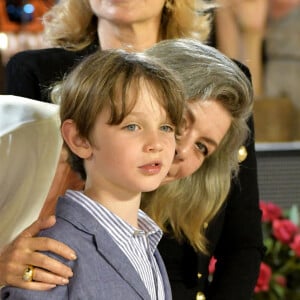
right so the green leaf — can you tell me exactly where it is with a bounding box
[272,283,285,298]
[264,238,274,254]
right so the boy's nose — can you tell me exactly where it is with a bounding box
[143,133,163,152]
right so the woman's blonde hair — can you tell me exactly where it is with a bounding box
[142,39,253,254]
[43,0,213,50]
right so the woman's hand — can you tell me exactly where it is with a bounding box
[217,0,269,32]
[0,216,76,290]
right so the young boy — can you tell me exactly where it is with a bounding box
[1,50,184,299]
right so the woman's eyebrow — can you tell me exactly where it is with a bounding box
[201,136,218,148]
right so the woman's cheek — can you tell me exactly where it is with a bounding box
[179,157,204,178]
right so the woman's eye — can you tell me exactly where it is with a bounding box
[196,142,208,156]
[124,124,139,131]
[160,124,175,132]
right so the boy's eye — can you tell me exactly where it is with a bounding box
[124,124,139,131]
[196,142,208,156]
[160,124,175,133]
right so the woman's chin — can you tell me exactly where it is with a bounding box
[161,173,178,185]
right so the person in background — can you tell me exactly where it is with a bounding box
[2,48,185,299]
[2,1,264,299]
[5,0,211,102]
[214,0,300,140]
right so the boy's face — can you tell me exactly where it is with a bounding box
[84,80,176,197]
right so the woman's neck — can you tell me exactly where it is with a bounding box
[97,19,161,51]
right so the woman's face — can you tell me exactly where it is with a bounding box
[89,0,166,25]
[163,99,232,184]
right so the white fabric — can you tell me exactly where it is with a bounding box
[0,96,62,247]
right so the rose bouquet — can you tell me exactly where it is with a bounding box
[253,201,300,300]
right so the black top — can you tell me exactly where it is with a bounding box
[5,46,265,300]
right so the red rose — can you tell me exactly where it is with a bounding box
[290,234,300,257]
[208,256,217,275]
[273,219,298,244]
[254,262,272,293]
[260,201,282,222]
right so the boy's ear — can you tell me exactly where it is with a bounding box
[61,119,92,159]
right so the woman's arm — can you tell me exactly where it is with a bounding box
[0,216,76,290]
[215,0,268,97]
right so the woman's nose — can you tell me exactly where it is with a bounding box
[174,141,190,161]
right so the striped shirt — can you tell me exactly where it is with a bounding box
[66,190,165,300]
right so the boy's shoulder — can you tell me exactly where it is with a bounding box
[38,196,97,250]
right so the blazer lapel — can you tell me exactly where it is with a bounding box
[93,228,151,300]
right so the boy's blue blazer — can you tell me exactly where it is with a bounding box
[2,197,172,300]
